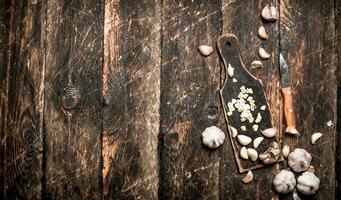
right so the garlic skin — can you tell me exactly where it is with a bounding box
[261,127,277,138]
[237,135,252,146]
[242,170,253,184]
[253,137,264,148]
[261,5,278,21]
[288,148,312,172]
[311,132,323,144]
[297,172,320,195]
[259,47,271,59]
[202,126,225,148]
[258,26,269,40]
[273,170,296,194]
[282,144,290,158]
[198,45,213,56]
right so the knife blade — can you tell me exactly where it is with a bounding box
[279,54,299,135]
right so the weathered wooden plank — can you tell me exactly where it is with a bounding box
[336,0,341,197]
[220,1,280,199]
[102,0,161,199]
[0,0,45,199]
[0,0,10,197]
[159,0,222,199]
[44,0,103,199]
[280,0,336,199]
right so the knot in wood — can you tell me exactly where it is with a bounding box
[61,80,80,110]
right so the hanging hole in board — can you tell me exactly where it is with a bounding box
[226,41,231,47]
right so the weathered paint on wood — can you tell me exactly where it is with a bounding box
[102,0,161,199]
[44,0,103,199]
[159,0,222,199]
[336,0,341,197]
[0,0,45,199]
[280,0,336,199]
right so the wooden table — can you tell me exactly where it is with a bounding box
[0,0,339,199]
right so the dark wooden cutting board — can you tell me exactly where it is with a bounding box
[218,33,283,173]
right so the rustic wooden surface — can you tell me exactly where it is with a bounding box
[0,0,339,199]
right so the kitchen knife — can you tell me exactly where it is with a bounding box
[279,54,299,135]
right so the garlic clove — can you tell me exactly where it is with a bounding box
[261,127,277,138]
[229,126,238,138]
[253,137,264,148]
[198,45,213,56]
[311,132,323,144]
[242,170,253,184]
[259,47,271,59]
[227,64,234,77]
[259,141,280,164]
[240,147,248,160]
[237,135,252,146]
[232,78,237,82]
[261,5,278,21]
[247,148,258,161]
[282,144,290,158]
[258,26,269,40]
[292,189,301,200]
[286,127,300,136]
[255,113,262,123]
[241,126,246,131]
[251,60,263,69]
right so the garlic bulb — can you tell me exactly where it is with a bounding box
[273,170,296,194]
[297,172,320,195]
[288,148,312,172]
[198,45,213,56]
[201,126,225,148]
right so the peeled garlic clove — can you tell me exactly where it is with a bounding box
[255,113,262,123]
[282,144,290,157]
[237,135,252,146]
[201,126,225,149]
[198,45,213,56]
[253,137,264,148]
[227,64,234,77]
[247,148,258,161]
[258,26,269,40]
[259,47,271,59]
[240,147,248,160]
[229,126,238,138]
[242,170,253,184]
[261,127,277,138]
[251,60,263,69]
[311,132,323,144]
[241,126,246,131]
[261,5,278,21]
[260,105,266,110]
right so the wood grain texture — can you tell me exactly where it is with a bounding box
[280,0,336,199]
[0,0,45,199]
[220,0,281,199]
[102,0,161,199]
[336,0,341,197]
[0,0,10,197]
[159,0,222,199]
[44,0,103,199]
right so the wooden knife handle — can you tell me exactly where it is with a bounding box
[281,87,299,135]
